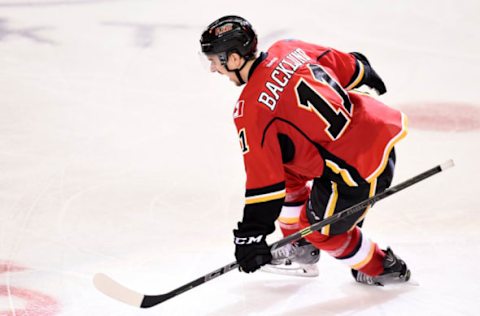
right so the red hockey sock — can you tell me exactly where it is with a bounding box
[357,245,385,276]
[279,223,300,237]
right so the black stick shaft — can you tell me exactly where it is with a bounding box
[270,162,449,250]
[141,160,452,308]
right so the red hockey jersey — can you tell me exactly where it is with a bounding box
[234,39,407,231]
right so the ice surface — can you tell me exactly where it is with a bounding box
[0,0,479,315]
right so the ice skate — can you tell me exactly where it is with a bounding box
[351,247,410,286]
[261,239,320,277]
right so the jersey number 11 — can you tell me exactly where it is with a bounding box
[295,64,353,141]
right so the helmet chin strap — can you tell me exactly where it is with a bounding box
[225,59,248,85]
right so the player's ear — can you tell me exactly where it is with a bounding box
[228,52,243,68]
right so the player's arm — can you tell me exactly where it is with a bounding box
[345,51,387,95]
[300,40,387,95]
[233,112,286,273]
[236,125,286,236]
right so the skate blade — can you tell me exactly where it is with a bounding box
[260,264,319,277]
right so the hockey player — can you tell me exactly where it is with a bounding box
[200,15,410,285]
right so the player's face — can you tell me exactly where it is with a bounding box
[206,55,223,73]
[206,54,241,85]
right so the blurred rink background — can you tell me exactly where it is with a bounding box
[0,0,479,315]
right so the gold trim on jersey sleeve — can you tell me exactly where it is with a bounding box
[245,189,286,205]
[345,60,365,91]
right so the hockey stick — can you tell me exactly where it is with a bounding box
[93,159,454,308]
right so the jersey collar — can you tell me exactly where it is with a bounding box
[248,52,268,80]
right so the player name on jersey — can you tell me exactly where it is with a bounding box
[258,48,310,111]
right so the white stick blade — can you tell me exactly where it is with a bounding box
[93,273,144,307]
[440,159,455,170]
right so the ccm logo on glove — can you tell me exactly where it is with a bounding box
[234,235,264,245]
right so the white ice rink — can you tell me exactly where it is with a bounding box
[1,0,480,315]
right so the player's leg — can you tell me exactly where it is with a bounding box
[299,150,410,285]
[351,247,410,285]
[349,149,409,284]
[261,186,320,277]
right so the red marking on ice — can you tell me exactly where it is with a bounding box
[0,262,27,274]
[398,102,480,132]
[0,286,60,316]
[0,262,60,316]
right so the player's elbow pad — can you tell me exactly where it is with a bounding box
[350,52,387,95]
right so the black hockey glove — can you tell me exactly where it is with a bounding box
[350,52,387,95]
[233,222,272,273]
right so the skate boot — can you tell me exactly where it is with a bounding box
[351,247,411,286]
[261,239,320,277]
